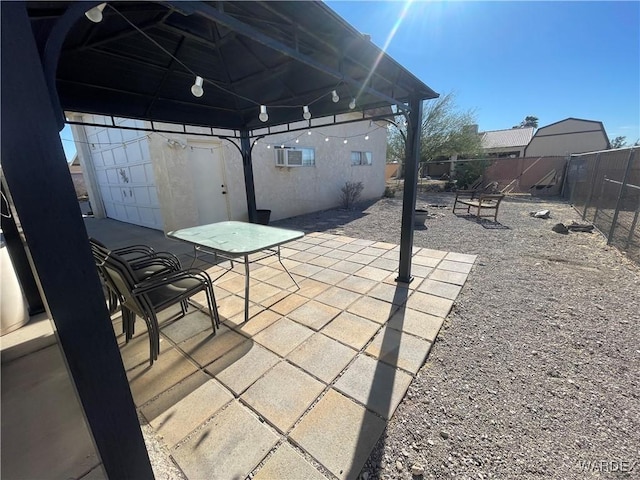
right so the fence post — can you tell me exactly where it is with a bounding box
[582,152,602,220]
[608,149,636,245]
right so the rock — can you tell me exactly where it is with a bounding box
[552,223,569,234]
[361,471,369,480]
[440,431,449,440]
[396,460,404,471]
[530,209,551,218]
[411,464,425,476]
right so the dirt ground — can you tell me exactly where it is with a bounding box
[274,192,640,479]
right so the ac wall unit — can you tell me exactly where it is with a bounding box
[275,148,303,167]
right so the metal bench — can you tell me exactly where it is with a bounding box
[453,191,505,222]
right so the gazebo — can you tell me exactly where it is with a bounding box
[1,1,437,477]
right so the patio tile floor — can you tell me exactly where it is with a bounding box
[114,230,477,479]
[4,219,475,480]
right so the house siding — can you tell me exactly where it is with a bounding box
[525,118,609,157]
[75,114,385,232]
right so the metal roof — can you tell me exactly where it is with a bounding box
[27,1,438,132]
[480,127,535,149]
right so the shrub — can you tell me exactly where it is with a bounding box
[383,186,396,198]
[341,181,364,209]
[454,159,490,190]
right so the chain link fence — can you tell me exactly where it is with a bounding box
[565,147,639,264]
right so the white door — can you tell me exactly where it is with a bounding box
[189,141,230,224]
[87,122,163,230]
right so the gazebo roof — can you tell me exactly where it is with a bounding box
[28,1,438,131]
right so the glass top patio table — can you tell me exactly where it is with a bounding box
[167,221,304,256]
[166,221,304,323]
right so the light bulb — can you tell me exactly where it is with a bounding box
[325,137,329,142]
[280,144,285,149]
[303,105,312,120]
[331,90,339,103]
[295,138,299,143]
[343,139,348,144]
[365,134,370,140]
[85,3,106,23]
[307,130,312,135]
[191,76,204,97]
[349,98,356,110]
[259,105,268,122]
[267,145,271,149]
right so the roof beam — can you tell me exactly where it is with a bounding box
[175,1,413,112]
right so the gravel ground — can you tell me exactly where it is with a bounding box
[273,192,640,480]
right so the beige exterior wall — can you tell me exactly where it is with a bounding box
[525,119,609,157]
[76,114,385,231]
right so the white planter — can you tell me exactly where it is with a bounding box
[0,237,29,336]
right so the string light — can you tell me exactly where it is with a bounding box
[325,137,329,142]
[307,131,312,135]
[343,139,348,144]
[100,5,375,124]
[259,105,268,122]
[85,3,107,23]
[365,134,369,140]
[191,76,204,97]
[295,138,299,143]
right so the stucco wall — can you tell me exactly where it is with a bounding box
[75,115,386,230]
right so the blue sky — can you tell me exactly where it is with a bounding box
[60,1,639,160]
[326,0,640,141]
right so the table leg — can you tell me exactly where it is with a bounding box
[244,254,250,323]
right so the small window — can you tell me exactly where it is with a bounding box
[275,147,315,167]
[351,151,372,166]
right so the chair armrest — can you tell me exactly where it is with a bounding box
[129,252,182,271]
[132,268,212,295]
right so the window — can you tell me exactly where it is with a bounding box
[351,151,372,166]
[275,147,315,167]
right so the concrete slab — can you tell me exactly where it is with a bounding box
[150,379,233,447]
[288,300,341,330]
[177,325,247,368]
[444,252,477,263]
[331,260,364,274]
[290,389,386,480]
[253,443,327,480]
[295,278,332,298]
[333,354,413,420]
[307,255,340,268]
[206,341,280,395]
[289,262,324,277]
[216,294,248,320]
[411,255,442,267]
[438,259,474,274]
[172,401,278,480]
[368,257,398,271]
[140,371,210,423]
[315,286,362,310]
[270,293,309,315]
[160,309,216,345]
[405,291,454,318]
[321,312,381,350]
[1,345,100,480]
[429,268,469,286]
[311,268,350,285]
[287,333,357,384]
[366,283,411,305]
[353,265,390,282]
[347,296,397,324]
[242,361,325,433]
[337,275,378,294]
[417,278,463,300]
[386,308,445,342]
[253,318,314,357]
[227,309,282,336]
[416,248,448,259]
[127,347,199,406]
[364,326,432,374]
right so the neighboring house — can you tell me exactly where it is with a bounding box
[480,126,534,158]
[524,117,610,157]
[70,113,386,232]
[68,154,88,198]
